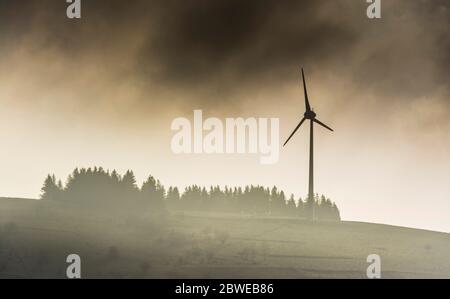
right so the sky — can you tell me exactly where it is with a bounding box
[0,0,449,232]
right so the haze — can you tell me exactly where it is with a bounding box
[0,0,449,232]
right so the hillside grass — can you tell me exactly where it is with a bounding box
[0,197,449,278]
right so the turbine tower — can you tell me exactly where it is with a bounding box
[283,68,333,221]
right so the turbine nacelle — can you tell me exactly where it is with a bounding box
[304,110,316,120]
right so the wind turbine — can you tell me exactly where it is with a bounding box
[283,68,333,221]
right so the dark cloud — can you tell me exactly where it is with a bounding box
[141,0,357,90]
[0,1,357,86]
[350,0,450,99]
[0,0,448,104]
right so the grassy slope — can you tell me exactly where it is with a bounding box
[0,197,449,278]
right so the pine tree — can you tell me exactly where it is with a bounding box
[167,186,181,202]
[297,197,305,218]
[141,175,165,210]
[141,175,157,195]
[38,167,342,221]
[122,170,138,192]
[278,190,286,214]
[40,174,61,200]
[287,194,297,216]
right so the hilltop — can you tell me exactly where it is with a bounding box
[0,197,449,278]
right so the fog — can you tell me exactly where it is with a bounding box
[0,0,449,232]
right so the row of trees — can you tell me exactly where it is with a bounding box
[41,167,340,221]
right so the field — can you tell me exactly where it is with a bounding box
[0,197,449,279]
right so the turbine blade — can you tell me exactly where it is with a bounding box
[314,118,334,132]
[301,68,311,112]
[283,118,306,147]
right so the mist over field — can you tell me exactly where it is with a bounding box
[0,167,449,279]
[1,194,449,279]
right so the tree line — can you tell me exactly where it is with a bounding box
[40,167,340,221]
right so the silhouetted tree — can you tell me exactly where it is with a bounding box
[40,174,62,200]
[297,197,306,218]
[122,170,138,192]
[166,186,180,204]
[39,167,341,222]
[287,194,297,217]
[141,175,165,210]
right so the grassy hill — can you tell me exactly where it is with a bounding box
[0,197,449,278]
